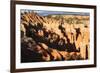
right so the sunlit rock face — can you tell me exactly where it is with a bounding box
[21,11,90,62]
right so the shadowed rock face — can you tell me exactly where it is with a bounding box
[21,11,90,62]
